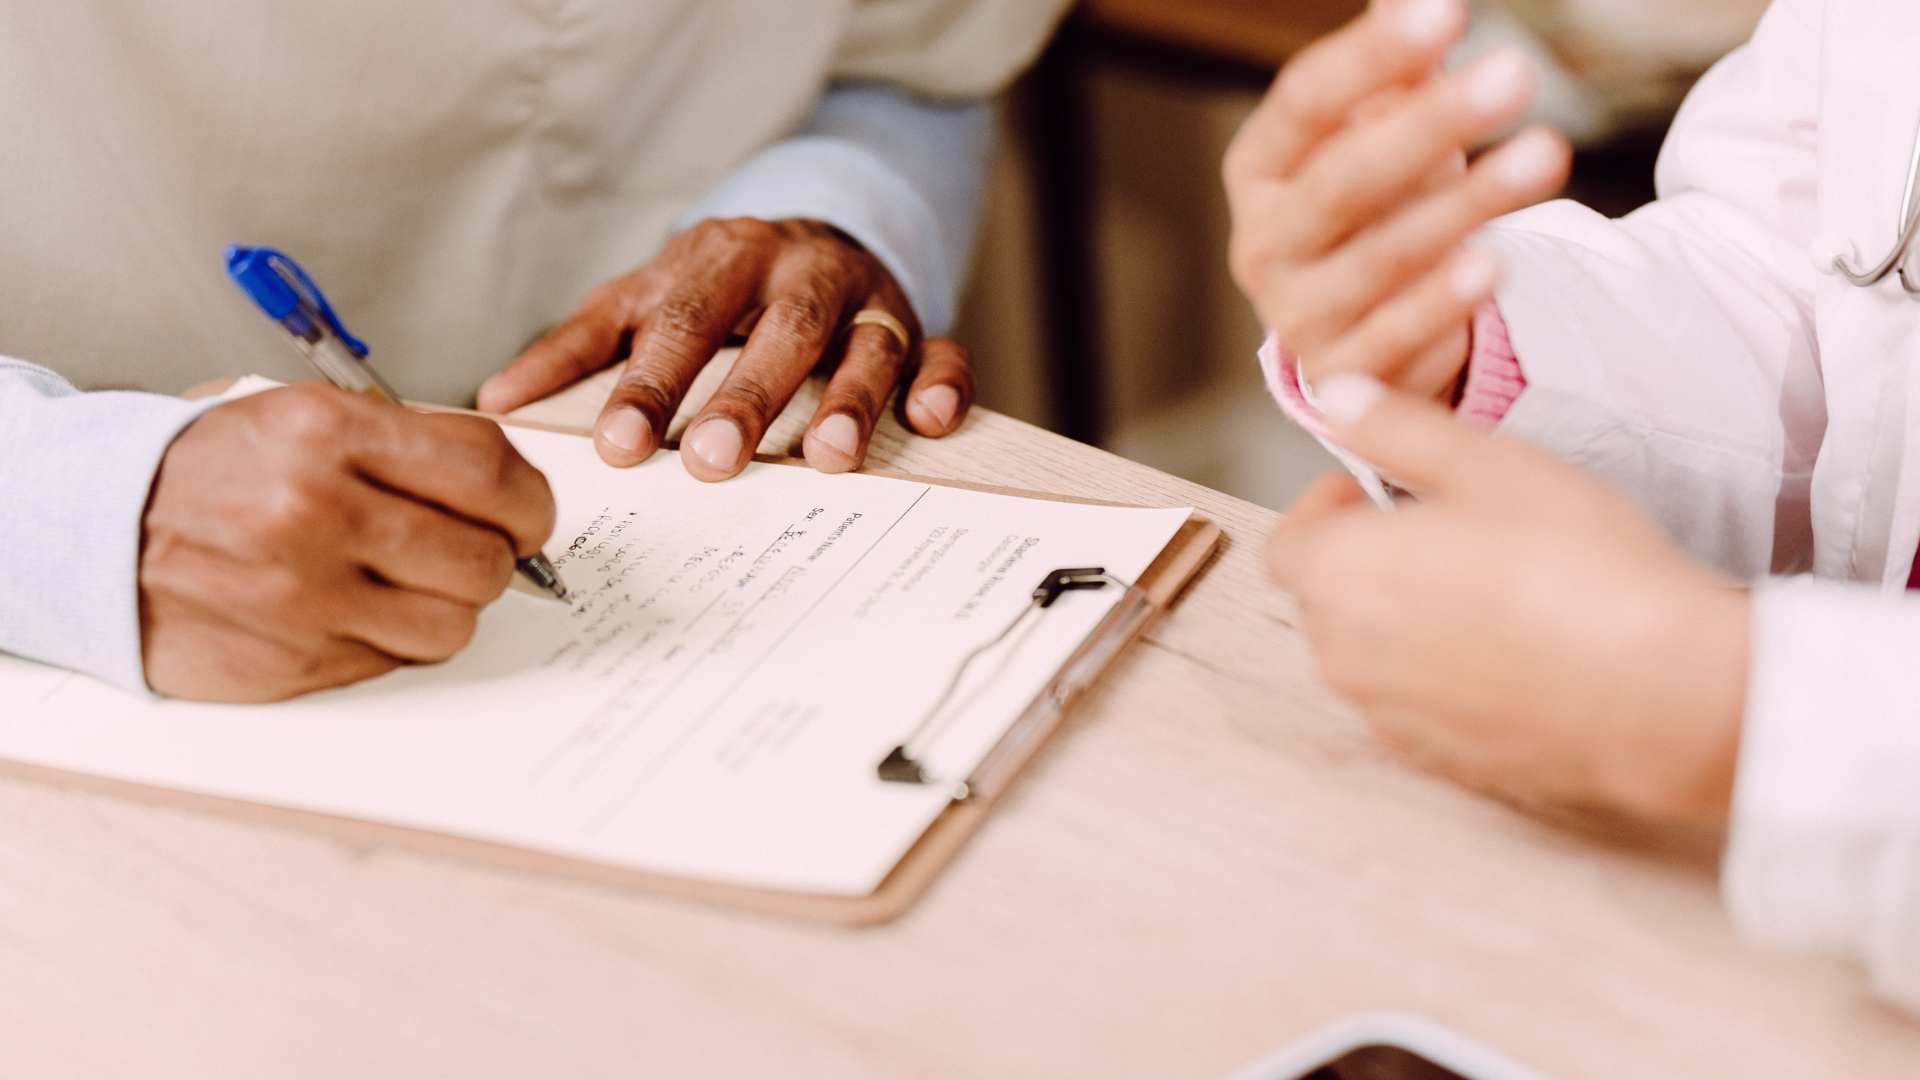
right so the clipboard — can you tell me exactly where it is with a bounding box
[9,385,1222,926]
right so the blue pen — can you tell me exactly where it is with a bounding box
[226,245,571,602]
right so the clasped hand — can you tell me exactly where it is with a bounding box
[1234,0,1747,822]
[1264,379,1749,822]
[1223,0,1568,402]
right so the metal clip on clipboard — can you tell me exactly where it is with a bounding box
[876,566,1154,802]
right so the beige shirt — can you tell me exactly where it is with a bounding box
[0,0,1062,404]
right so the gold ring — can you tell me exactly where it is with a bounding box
[849,308,911,351]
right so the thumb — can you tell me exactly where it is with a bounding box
[477,310,626,415]
[1264,470,1372,590]
[1312,373,1488,497]
[1287,469,1373,520]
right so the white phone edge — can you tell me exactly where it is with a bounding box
[1217,1011,1559,1080]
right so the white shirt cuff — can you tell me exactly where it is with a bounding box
[0,359,217,694]
[1724,576,1920,1010]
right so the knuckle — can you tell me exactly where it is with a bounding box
[452,531,515,592]
[253,477,331,543]
[421,609,480,660]
[1272,72,1335,129]
[473,427,524,489]
[649,294,731,347]
[610,369,680,419]
[929,337,973,368]
[715,378,779,422]
[1295,165,1369,223]
[825,382,886,424]
[270,385,353,447]
[763,294,836,342]
[440,416,521,486]
[713,216,777,249]
[337,654,404,692]
[366,511,418,560]
[255,562,319,615]
[1356,241,1431,292]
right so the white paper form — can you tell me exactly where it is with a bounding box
[1,428,1190,896]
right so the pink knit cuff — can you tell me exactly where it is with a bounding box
[1455,301,1524,428]
[1257,335,1334,442]
[1259,300,1525,431]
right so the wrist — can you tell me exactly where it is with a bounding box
[1609,581,1749,822]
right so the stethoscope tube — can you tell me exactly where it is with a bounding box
[1830,209,1920,289]
[1827,114,1920,294]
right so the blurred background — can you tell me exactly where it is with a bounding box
[947,0,1771,510]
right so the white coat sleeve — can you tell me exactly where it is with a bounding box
[1726,577,1920,1013]
[0,359,217,694]
[1479,0,1826,579]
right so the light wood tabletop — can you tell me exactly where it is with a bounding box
[5,365,1917,1079]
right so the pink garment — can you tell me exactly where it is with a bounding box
[1259,299,1527,437]
[1263,301,1920,592]
[1457,302,1526,427]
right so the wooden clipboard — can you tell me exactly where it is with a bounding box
[19,386,1221,926]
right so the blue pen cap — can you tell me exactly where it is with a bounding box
[224,244,370,357]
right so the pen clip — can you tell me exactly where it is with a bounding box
[224,244,371,358]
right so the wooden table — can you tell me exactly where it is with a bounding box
[4,370,1916,1079]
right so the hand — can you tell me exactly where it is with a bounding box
[140,383,557,703]
[1223,0,1571,403]
[1263,375,1749,821]
[476,218,975,480]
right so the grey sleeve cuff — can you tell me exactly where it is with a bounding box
[0,359,218,694]
[675,83,993,337]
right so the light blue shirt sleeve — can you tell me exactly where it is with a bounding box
[674,82,994,338]
[0,358,218,693]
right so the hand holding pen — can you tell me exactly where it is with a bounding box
[140,383,559,702]
[130,248,566,702]
[225,246,570,602]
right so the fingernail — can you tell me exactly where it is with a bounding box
[1450,249,1502,301]
[1315,373,1387,426]
[1466,48,1534,115]
[1396,0,1460,46]
[813,413,860,459]
[916,384,960,431]
[1493,127,1564,190]
[599,406,650,454]
[686,418,744,473]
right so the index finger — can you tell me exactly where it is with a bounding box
[1226,0,1466,183]
[477,294,640,416]
[348,407,558,560]
[595,250,768,467]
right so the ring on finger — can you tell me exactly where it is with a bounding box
[848,307,910,351]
